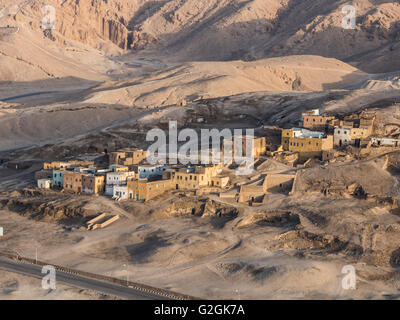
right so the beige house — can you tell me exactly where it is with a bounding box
[210,176,230,188]
[238,185,265,203]
[127,178,173,201]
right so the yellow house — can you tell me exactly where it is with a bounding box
[282,128,333,160]
[109,149,148,166]
[44,160,94,170]
[164,164,223,190]
[223,136,266,161]
[109,164,130,172]
[350,127,370,140]
[127,178,173,201]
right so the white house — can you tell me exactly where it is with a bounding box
[371,137,400,147]
[113,185,128,201]
[37,179,52,189]
[106,171,135,186]
[334,126,352,147]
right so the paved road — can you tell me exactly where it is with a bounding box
[0,257,172,300]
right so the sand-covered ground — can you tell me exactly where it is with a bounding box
[2,149,400,299]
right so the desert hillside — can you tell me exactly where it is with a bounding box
[0,0,399,82]
[83,55,368,108]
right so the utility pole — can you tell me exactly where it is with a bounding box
[123,264,128,286]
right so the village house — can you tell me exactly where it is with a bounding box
[109,149,149,166]
[63,172,83,193]
[105,171,135,195]
[371,137,400,147]
[113,185,128,200]
[334,126,352,147]
[334,126,371,147]
[82,174,105,195]
[37,179,52,189]
[302,109,335,131]
[281,128,333,160]
[109,164,129,172]
[52,170,65,188]
[222,136,266,162]
[44,161,71,170]
[263,173,295,194]
[127,178,173,201]
[209,175,230,188]
[44,160,94,170]
[106,171,135,185]
[238,184,265,203]
[164,164,222,190]
[137,164,169,179]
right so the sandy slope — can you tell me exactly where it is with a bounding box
[84,55,368,107]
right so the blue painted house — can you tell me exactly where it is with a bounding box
[52,170,65,188]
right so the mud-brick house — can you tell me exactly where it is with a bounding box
[82,174,105,195]
[109,165,129,172]
[63,172,83,193]
[52,170,65,188]
[109,149,149,166]
[164,164,222,190]
[238,184,265,203]
[223,136,267,161]
[127,178,173,201]
[334,126,371,147]
[44,160,94,170]
[302,110,335,131]
[44,161,71,170]
[209,176,230,188]
[281,128,333,160]
[263,173,295,194]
